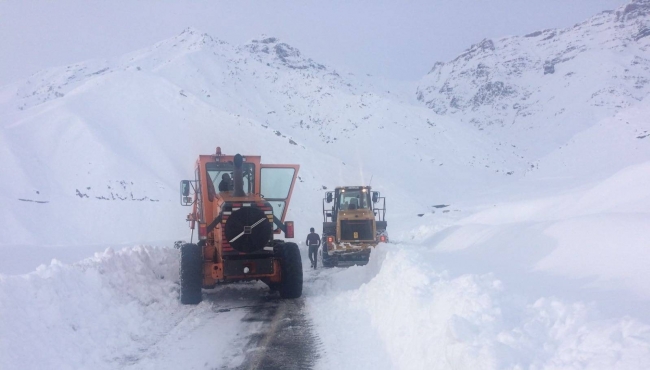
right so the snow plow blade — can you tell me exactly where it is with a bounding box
[322,248,371,268]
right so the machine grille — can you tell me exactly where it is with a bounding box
[340,220,374,241]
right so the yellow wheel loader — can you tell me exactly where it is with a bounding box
[321,186,388,267]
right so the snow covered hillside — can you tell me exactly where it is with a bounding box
[0,28,521,262]
[417,0,650,182]
[1,0,650,369]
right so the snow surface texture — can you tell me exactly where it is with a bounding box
[309,246,650,370]
[1,0,650,369]
[0,246,267,370]
[0,246,182,369]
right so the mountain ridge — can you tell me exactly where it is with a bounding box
[415,0,650,184]
[1,1,649,248]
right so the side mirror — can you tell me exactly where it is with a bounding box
[326,192,333,203]
[181,180,191,196]
[372,192,379,203]
[326,212,332,218]
[180,180,193,206]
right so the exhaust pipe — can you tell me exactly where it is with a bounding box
[233,154,246,197]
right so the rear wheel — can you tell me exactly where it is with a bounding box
[321,247,338,268]
[278,242,303,298]
[180,243,203,305]
[322,254,337,268]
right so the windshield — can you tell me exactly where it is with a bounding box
[206,162,255,194]
[261,167,295,199]
[261,167,296,228]
[338,189,371,210]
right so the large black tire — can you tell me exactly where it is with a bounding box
[278,242,303,298]
[180,243,203,305]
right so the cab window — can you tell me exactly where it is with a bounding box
[206,162,255,194]
[261,167,295,228]
[338,189,371,210]
[261,167,295,199]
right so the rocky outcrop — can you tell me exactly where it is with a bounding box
[416,0,650,136]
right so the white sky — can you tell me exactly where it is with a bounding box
[0,0,628,85]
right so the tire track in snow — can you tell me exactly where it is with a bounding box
[231,298,320,370]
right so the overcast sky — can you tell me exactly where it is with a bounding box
[0,0,628,86]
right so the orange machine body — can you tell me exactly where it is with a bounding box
[185,149,299,288]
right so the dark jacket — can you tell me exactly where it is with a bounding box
[218,179,231,192]
[306,232,321,247]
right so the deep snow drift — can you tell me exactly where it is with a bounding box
[309,246,650,370]
[0,246,294,370]
[0,246,182,369]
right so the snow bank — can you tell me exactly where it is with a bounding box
[0,246,182,370]
[386,161,650,323]
[309,245,650,370]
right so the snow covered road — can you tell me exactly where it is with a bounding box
[121,284,319,370]
[231,297,318,370]
[2,238,650,370]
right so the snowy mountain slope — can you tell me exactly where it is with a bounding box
[527,96,650,186]
[0,28,524,253]
[416,0,650,177]
[400,160,650,309]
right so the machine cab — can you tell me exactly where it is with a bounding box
[180,148,299,240]
[323,186,386,244]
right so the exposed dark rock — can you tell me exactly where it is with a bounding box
[617,0,650,22]
[86,67,109,77]
[634,26,650,41]
[259,37,278,44]
[428,61,445,74]
[75,189,89,198]
[544,61,556,75]
[542,31,557,41]
[454,39,495,62]
[469,81,516,108]
[525,31,543,38]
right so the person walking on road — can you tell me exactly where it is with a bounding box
[306,227,321,269]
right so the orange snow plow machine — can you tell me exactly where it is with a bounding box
[178,147,301,304]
